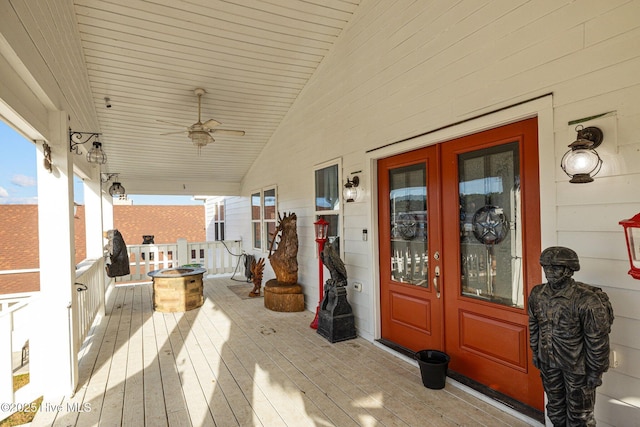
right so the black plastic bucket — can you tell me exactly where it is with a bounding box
[415,350,450,390]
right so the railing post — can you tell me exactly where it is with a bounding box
[177,238,188,266]
[0,312,14,409]
[98,257,106,316]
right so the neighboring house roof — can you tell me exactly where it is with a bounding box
[113,205,205,246]
[0,204,205,294]
[0,204,87,294]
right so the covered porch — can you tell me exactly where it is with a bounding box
[32,276,531,427]
[3,1,640,425]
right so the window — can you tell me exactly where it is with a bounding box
[264,188,277,250]
[251,186,278,251]
[211,200,225,241]
[314,162,341,246]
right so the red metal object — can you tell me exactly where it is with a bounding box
[620,212,640,279]
[310,217,329,329]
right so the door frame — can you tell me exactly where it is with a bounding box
[366,95,557,347]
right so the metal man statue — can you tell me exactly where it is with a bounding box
[528,247,614,426]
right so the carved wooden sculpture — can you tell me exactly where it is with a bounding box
[249,257,265,297]
[264,212,304,312]
[268,212,298,284]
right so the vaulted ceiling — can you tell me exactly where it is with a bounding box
[9,0,361,195]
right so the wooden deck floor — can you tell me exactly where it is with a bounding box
[32,278,537,427]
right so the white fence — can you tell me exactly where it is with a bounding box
[121,239,244,282]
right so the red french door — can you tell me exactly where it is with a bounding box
[378,118,544,410]
[378,145,443,352]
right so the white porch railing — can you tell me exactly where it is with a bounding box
[74,258,108,347]
[0,295,33,421]
[0,239,243,420]
[125,242,179,281]
[121,239,244,282]
[0,259,110,422]
[0,291,37,315]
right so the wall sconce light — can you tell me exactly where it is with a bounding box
[560,125,603,183]
[343,176,360,202]
[619,213,640,279]
[69,131,107,165]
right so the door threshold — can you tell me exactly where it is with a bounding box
[375,339,545,425]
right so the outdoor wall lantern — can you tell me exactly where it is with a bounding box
[310,217,329,329]
[108,180,126,197]
[560,125,604,183]
[69,131,107,165]
[619,213,640,279]
[343,176,360,202]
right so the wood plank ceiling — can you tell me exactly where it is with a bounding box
[71,0,360,195]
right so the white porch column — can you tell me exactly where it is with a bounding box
[31,111,78,397]
[84,177,104,259]
[102,192,114,232]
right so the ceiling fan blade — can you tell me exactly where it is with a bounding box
[160,130,187,136]
[211,129,245,136]
[203,118,221,128]
[156,119,188,128]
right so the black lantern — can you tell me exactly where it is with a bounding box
[560,126,603,183]
[69,131,107,165]
[86,141,107,164]
[343,176,360,203]
[108,181,126,197]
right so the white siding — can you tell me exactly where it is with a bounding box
[226,1,640,425]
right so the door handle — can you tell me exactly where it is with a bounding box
[433,266,441,299]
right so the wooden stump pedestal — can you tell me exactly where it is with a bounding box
[264,279,304,312]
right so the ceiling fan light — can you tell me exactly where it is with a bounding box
[189,130,213,147]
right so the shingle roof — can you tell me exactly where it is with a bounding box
[114,205,205,245]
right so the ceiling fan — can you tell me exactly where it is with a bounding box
[158,88,245,151]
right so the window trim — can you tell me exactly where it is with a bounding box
[251,185,278,252]
[211,199,225,241]
[313,159,343,257]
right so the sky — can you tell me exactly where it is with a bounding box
[0,120,203,205]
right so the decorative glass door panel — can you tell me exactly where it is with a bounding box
[458,142,524,308]
[389,164,428,287]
